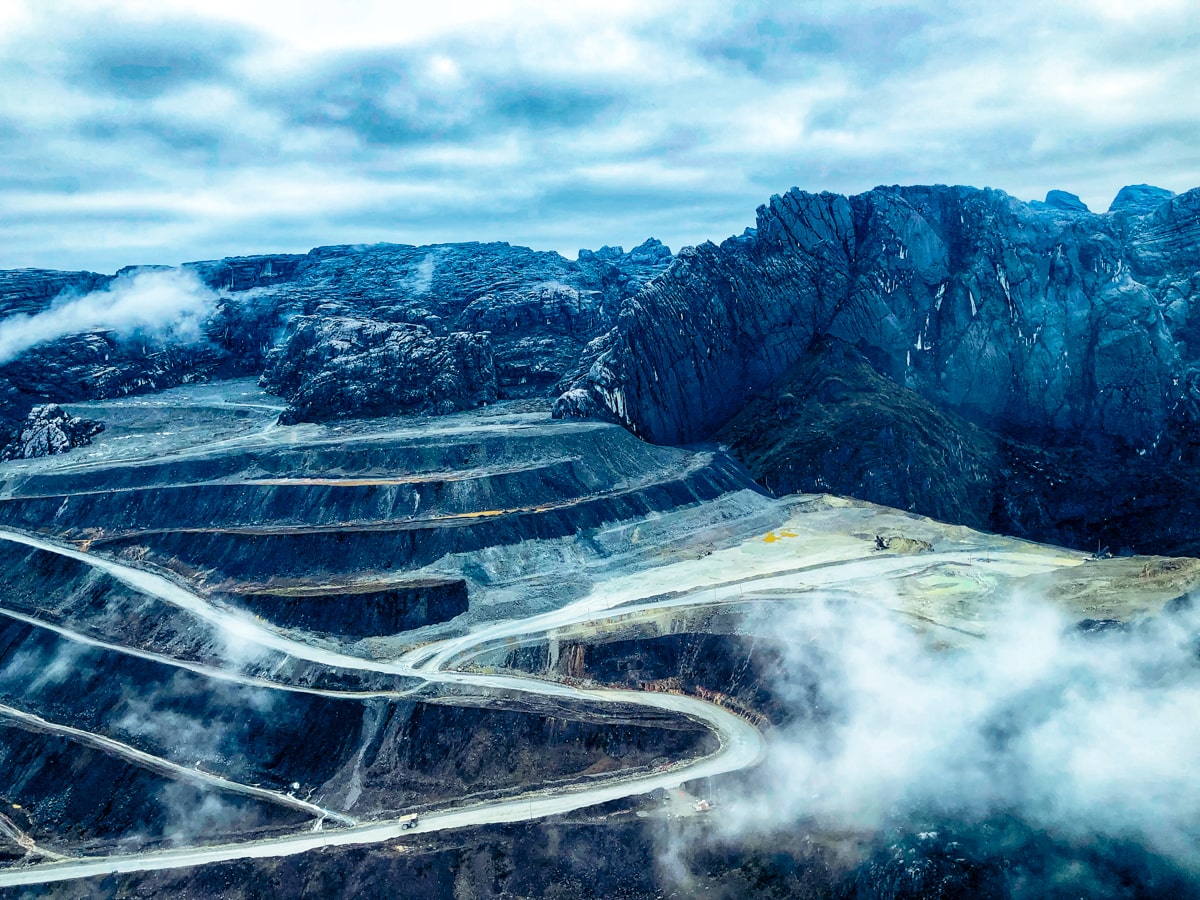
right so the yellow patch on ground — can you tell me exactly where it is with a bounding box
[762,529,799,543]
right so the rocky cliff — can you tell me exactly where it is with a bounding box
[260,316,497,423]
[559,184,1199,448]
[557,184,1200,553]
[0,239,672,446]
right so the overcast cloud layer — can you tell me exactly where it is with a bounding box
[1,0,1198,272]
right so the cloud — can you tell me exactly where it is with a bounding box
[0,268,220,364]
[701,5,934,82]
[0,1,1197,271]
[62,18,253,100]
[257,46,625,151]
[710,591,1200,870]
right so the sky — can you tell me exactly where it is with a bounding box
[1,0,1198,273]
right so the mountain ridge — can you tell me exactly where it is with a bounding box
[3,182,1199,553]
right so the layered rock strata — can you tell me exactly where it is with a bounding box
[234,579,470,638]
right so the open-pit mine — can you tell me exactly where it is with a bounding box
[0,379,1196,896]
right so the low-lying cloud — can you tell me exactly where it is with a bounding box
[0,268,219,364]
[719,591,1200,870]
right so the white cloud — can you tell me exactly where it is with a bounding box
[0,0,1196,270]
[716,592,1200,868]
[0,268,219,363]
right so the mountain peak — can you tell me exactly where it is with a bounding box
[1108,184,1175,215]
[1044,190,1089,213]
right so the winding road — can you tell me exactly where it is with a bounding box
[0,522,1079,887]
[0,527,766,888]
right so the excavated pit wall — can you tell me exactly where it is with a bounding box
[91,453,753,585]
[234,580,470,638]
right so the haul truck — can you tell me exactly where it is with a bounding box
[399,814,419,830]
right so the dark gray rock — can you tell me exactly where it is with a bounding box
[193,238,673,399]
[260,315,497,423]
[1,403,103,460]
[1043,189,1089,212]
[1108,183,1176,215]
[716,337,1004,530]
[0,239,674,430]
[557,182,1200,553]
[0,268,112,319]
[235,579,469,638]
[560,184,1195,452]
[0,268,253,421]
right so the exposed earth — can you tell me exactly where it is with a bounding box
[1,181,1199,897]
[0,383,1196,897]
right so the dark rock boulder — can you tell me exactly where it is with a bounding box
[260,315,498,423]
[1,403,103,460]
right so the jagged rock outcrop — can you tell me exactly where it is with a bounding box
[557,183,1200,553]
[0,268,245,437]
[1,403,103,460]
[0,268,112,319]
[0,269,200,444]
[0,241,674,436]
[260,316,497,423]
[560,184,1198,449]
[194,238,672,398]
[1041,189,1090,213]
[1109,183,1176,215]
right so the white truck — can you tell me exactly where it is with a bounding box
[399,813,420,830]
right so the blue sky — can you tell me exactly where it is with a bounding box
[2,0,1198,273]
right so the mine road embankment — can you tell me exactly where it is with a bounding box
[0,526,766,888]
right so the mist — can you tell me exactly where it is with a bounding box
[0,268,219,364]
[713,590,1200,872]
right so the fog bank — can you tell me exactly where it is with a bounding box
[0,268,218,364]
[723,591,1200,869]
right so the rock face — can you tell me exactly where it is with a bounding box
[0,239,673,440]
[557,183,1200,553]
[260,316,497,423]
[235,579,470,638]
[1041,189,1089,213]
[716,337,1004,530]
[197,238,673,400]
[1,403,103,460]
[560,184,1197,448]
[1109,183,1177,214]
